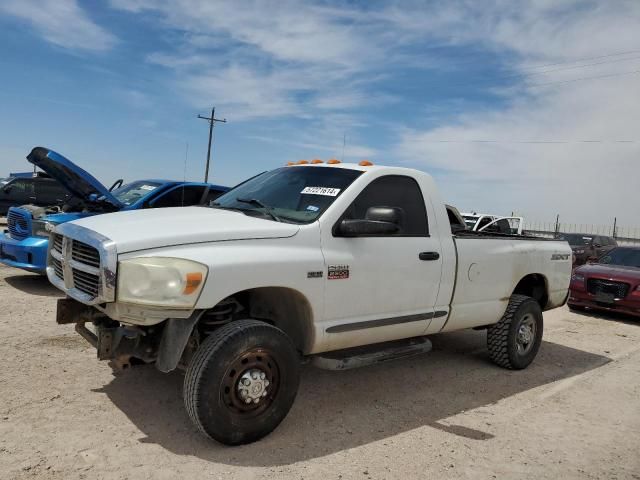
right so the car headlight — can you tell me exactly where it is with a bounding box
[574,249,585,255]
[571,273,584,282]
[32,220,56,238]
[117,257,208,308]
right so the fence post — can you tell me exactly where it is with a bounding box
[554,215,559,235]
[613,217,617,238]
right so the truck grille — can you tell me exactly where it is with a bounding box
[71,240,100,268]
[587,279,630,299]
[52,234,64,254]
[51,257,64,280]
[7,209,30,240]
[49,235,103,301]
[72,268,100,296]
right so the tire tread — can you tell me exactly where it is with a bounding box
[487,294,534,369]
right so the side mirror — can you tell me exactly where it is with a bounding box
[337,206,402,237]
[2,185,12,194]
[338,219,399,236]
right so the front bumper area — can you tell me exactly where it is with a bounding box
[0,232,48,273]
[569,288,640,318]
[56,298,158,368]
[56,298,202,372]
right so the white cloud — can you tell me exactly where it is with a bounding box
[107,0,639,224]
[391,0,640,225]
[0,0,116,51]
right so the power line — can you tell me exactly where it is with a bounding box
[528,68,640,87]
[408,139,640,144]
[517,49,640,72]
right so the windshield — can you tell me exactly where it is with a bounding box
[462,215,479,228]
[111,181,162,205]
[558,233,592,246]
[599,248,640,268]
[212,166,362,223]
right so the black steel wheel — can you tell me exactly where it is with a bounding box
[184,319,300,445]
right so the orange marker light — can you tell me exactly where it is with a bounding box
[183,272,203,295]
[286,161,295,166]
[311,159,324,164]
[297,160,309,165]
[359,160,373,166]
[327,159,341,164]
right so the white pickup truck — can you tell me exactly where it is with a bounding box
[48,161,571,445]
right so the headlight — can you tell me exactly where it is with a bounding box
[571,273,584,282]
[117,257,208,308]
[32,220,55,238]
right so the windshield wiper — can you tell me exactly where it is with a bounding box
[236,197,282,222]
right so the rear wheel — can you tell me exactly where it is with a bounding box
[184,319,300,445]
[487,295,543,370]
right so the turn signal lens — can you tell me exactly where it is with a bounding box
[359,160,373,166]
[327,159,341,164]
[183,272,203,295]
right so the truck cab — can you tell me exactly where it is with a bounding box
[0,147,228,273]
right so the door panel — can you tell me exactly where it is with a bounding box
[320,175,443,350]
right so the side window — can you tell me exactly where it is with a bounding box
[205,188,227,204]
[36,180,65,199]
[340,175,428,236]
[477,216,493,230]
[9,179,35,195]
[150,186,207,208]
[484,218,511,234]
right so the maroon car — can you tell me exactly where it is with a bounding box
[568,246,640,317]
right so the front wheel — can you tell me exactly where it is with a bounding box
[184,319,300,445]
[487,294,543,370]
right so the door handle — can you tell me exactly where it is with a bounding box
[419,251,440,261]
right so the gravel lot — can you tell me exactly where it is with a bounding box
[1,262,639,480]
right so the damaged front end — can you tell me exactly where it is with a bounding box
[56,298,201,372]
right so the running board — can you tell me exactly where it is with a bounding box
[311,336,432,371]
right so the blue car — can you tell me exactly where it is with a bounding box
[0,147,229,273]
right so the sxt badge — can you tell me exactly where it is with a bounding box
[328,265,349,280]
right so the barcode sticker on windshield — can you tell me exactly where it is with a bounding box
[301,187,341,196]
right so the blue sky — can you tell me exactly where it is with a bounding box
[0,0,639,225]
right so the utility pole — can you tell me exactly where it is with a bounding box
[197,107,226,182]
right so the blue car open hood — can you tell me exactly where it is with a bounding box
[27,147,124,209]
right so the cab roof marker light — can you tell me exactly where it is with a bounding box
[359,160,373,166]
[286,161,295,166]
[327,159,341,164]
[311,159,323,164]
[297,160,309,165]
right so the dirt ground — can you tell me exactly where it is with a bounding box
[1,264,639,480]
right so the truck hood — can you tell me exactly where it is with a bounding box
[61,206,300,253]
[576,263,640,282]
[27,147,124,209]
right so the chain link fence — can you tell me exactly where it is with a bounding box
[524,220,640,246]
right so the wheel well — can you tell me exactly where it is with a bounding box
[512,274,548,309]
[201,287,314,354]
